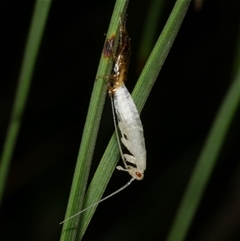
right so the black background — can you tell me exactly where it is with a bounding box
[1,0,240,240]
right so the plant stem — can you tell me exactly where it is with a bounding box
[0,0,52,204]
[59,1,130,241]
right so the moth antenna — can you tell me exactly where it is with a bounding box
[59,177,134,225]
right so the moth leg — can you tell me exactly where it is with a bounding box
[118,122,131,146]
[123,154,137,165]
[116,166,127,171]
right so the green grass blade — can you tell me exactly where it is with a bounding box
[59,1,130,241]
[137,0,166,63]
[165,36,240,241]
[0,0,52,204]
[133,0,192,111]
[76,0,192,239]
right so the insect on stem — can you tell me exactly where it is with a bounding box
[60,16,146,225]
[108,17,146,181]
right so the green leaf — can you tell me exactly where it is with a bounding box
[165,30,240,241]
[0,0,52,204]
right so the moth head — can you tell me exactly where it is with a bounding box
[127,167,144,180]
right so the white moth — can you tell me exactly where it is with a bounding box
[111,84,146,180]
[60,19,146,225]
[108,19,146,181]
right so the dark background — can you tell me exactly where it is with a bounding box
[1,0,240,240]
